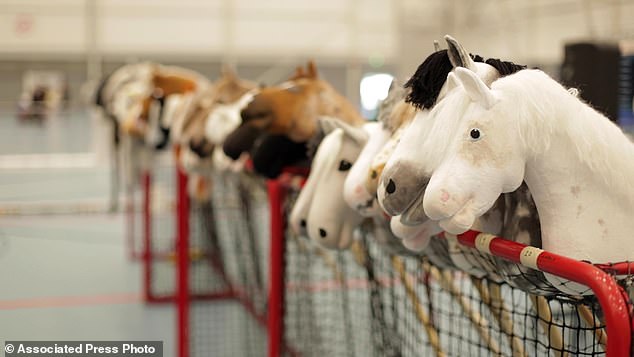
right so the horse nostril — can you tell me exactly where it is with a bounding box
[189,140,199,152]
[371,170,377,179]
[319,228,327,238]
[300,219,306,228]
[386,179,396,194]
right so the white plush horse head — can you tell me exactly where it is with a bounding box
[423,67,634,294]
[342,80,405,217]
[342,123,390,217]
[290,118,371,249]
[377,35,500,225]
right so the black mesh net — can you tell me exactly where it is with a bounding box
[125,170,144,260]
[182,174,633,356]
[146,162,178,301]
[280,184,634,357]
[189,171,269,357]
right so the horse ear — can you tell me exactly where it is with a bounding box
[318,117,368,145]
[343,123,369,146]
[317,117,340,135]
[445,35,476,71]
[387,78,401,94]
[291,66,305,80]
[307,60,319,78]
[433,40,441,52]
[445,72,461,92]
[221,64,237,79]
[454,67,496,109]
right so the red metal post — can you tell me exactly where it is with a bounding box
[455,230,633,356]
[176,166,190,357]
[267,179,286,357]
[126,185,135,260]
[142,171,152,302]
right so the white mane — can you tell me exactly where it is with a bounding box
[494,69,634,202]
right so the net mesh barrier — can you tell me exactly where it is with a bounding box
[146,162,178,300]
[181,173,634,356]
[125,170,143,260]
[279,181,634,357]
[189,171,269,357]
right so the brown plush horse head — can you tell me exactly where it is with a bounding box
[223,61,365,161]
[177,66,258,174]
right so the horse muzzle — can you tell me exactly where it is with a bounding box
[377,161,429,217]
[189,138,215,158]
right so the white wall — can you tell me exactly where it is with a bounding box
[396,0,634,77]
[0,0,397,62]
[0,0,633,77]
[0,0,87,55]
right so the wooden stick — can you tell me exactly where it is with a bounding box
[433,270,501,356]
[577,304,607,350]
[392,257,446,357]
[529,295,569,357]
[314,245,343,283]
[476,281,528,357]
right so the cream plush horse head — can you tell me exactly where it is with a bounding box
[423,67,634,294]
[372,37,557,292]
[289,118,371,250]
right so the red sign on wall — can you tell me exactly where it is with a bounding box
[14,13,35,35]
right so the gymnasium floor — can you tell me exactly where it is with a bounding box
[0,109,175,352]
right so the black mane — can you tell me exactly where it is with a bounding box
[484,58,527,76]
[404,50,483,110]
[404,51,526,110]
[94,71,113,108]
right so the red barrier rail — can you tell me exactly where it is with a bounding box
[176,166,190,357]
[142,171,153,302]
[454,230,634,356]
[267,179,286,357]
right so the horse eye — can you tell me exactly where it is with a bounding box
[338,160,352,171]
[469,128,481,140]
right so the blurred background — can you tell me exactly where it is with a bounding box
[0,0,633,354]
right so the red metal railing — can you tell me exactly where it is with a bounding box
[454,230,634,357]
[267,178,286,357]
[176,166,190,357]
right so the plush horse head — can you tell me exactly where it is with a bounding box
[368,37,556,293]
[422,67,634,294]
[177,66,257,175]
[289,118,371,250]
[222,61,365,169]
[343,79,405,217]
[98,62,157,116]
[364,97,418,196]
[118,65,209,149]
[377,35,504,223]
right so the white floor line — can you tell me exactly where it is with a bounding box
[0,153,97,169]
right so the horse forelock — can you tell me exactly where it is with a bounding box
[404,50,453,110]
[484,58,527,77]
[405,50,486,110]
[417,88,473,171]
